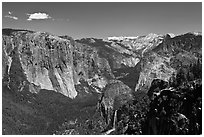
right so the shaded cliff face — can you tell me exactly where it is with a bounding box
[3,30,77,98]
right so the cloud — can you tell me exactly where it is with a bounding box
[4,15,18,20]
[4,11,18,20]
[27,12,52,21]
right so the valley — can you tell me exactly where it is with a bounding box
[2,28,202,135]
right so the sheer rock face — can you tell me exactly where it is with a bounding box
[135,52,176,92]
[3,30,77,98]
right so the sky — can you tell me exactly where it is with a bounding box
[2,2,202,39]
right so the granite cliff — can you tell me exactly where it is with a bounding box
[3,30,78,98]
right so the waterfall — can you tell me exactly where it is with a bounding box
[103,110,117,135]
[113,110,117,129]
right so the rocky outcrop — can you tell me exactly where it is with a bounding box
[99,80,133,128]
[147,79,169,98]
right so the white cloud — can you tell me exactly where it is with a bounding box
[4,11,18,20]
[4,15,18,20]
[27,12,52,21]
[8,11,12,15]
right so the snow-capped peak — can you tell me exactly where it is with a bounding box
[145,33,162,40]
[107,36,138,41]
[188,31,202,36]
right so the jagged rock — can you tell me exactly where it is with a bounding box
[147,79,169,98]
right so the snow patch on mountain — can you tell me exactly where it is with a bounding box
[107,36,138,41]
